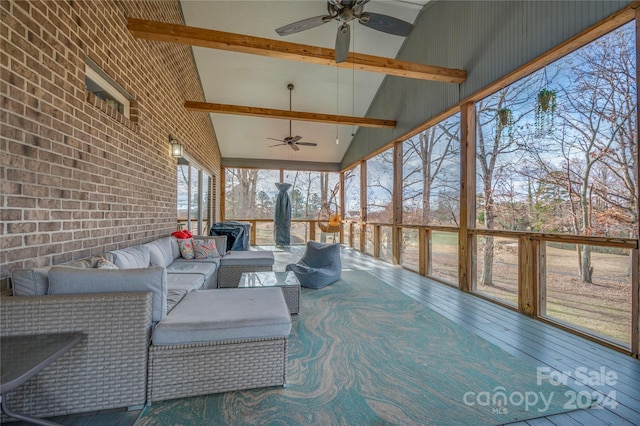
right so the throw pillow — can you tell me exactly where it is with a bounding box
[178,238,195,260]
[97,257,119,269]
[193,238,221,259]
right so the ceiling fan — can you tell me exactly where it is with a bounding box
[268,84,318,151]
[275,0,414,63]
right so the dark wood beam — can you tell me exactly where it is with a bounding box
[127,18,466,84]
[184,101,396,128]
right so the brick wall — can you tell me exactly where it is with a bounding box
[0,0,221,284]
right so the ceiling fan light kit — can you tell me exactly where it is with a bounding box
[275,0,414,63]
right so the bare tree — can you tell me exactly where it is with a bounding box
[403,117,460,225]
[225,168,258,219]
[551,22,636,282]
[475,84,535,286]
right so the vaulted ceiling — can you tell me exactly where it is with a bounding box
[175,0,437,167]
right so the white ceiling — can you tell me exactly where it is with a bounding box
[180,0,430,165]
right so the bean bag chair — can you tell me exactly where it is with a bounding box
[286,241,341,289]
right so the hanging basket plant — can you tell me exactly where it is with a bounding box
[495,107,515,141]
[497,108,513,127]
[535,88,557,136]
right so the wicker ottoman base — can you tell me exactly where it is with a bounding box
[147,336,288,403]
[218,265,272,288]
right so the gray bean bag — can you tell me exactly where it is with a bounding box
[286,241,342,289]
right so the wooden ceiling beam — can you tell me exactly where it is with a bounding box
[184,101,396,128]
[127,18,466,84]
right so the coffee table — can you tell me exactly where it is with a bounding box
[239,271,300,314]
[1,332,83,425]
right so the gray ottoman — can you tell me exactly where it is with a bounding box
[218,251,275,287]
[148,288,291,403]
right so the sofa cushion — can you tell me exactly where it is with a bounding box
[169,237,181,260]
[145,238,175,268]
[166,289,188,313]
[219,251,274,267]
[11,268,51,296]
[167,273,205,292]
[152,288,291,345]
[110,245,150,269]
[48,266,168,322]
[166,261,217,289]
[10,254,110,296]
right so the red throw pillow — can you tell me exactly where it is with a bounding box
[171,230,193,239]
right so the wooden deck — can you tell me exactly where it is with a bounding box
[10,245,640,425]
[331,246,640,426]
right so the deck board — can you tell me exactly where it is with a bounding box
[325,246,640,426]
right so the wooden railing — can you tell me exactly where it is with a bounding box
[224,217,639,354]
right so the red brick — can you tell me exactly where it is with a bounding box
[38,221,61,232]
[0,209,22,221]
[23,209,48,220]
[7,222,38,238]
[7,196,36,208]
[25,233,50,245]
[0,236,23,250]
[7,246,38,262]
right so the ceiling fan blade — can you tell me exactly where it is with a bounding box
[267,137,285,142]
[335,23,350,63]
[290,135,303,143]
[296,142,317,146]
[269,143,286,147]
[359,12,413,37]
[276,15,332,36]
[290,143,300,151]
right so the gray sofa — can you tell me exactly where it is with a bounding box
[1,235,289,419]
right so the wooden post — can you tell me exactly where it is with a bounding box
[632,248,639,357]
[250,220,257,246]
[417,228,425,275]
[518,235,537,316]
[339,171,345,244]
[309,220,316,242]
[373,225,381,258]
[633,7,640,357]
[349,222,354,248]
[392,142,403,264]
[459,102,476,293]
[360,161,367,254]
[220,167,226,222]
[538,241,547,317]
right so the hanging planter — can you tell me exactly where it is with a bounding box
[496,107,515,141]
[537,89,556,112]
[497,108,513,127]
[535,88,557,136]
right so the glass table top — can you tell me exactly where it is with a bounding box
[239,271,300,288]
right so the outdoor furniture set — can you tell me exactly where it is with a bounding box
[0,234,290,420]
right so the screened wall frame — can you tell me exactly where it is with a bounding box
[334,7,640,356]
[216,6,640,356]
[221,166,343,245]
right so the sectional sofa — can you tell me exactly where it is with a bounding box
[1,235,290,419]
